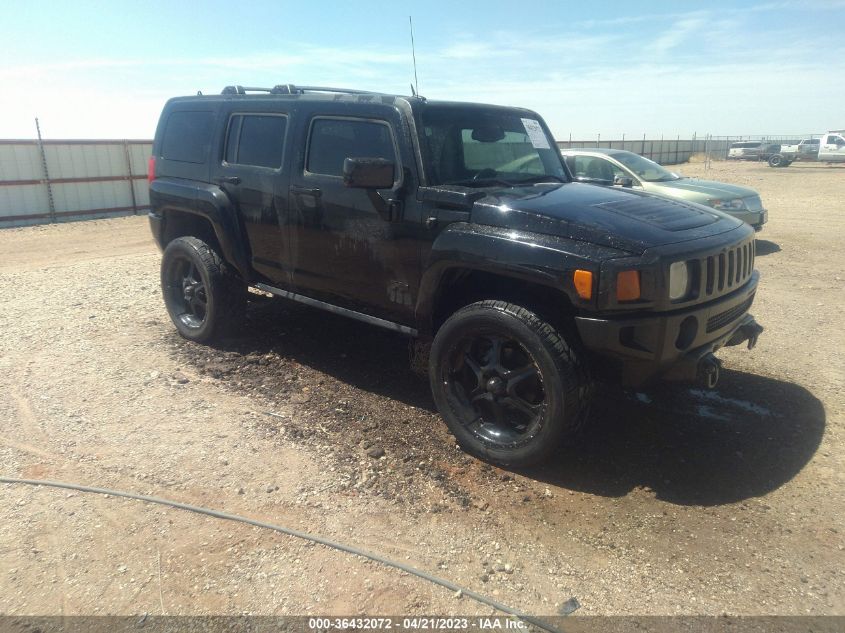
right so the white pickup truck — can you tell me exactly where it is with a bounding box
[768,131,845,167]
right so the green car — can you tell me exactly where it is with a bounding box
[560,149,768,230]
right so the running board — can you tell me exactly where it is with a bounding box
[254,283,418,337]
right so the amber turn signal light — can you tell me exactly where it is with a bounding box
[616,270,641,301]
[573,269,593,300]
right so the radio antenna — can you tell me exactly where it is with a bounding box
[409,15,419,96]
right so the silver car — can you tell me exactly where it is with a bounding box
[561,149,768,230]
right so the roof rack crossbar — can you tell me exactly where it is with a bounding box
[221,85,274,95]
[221,84,381,96]
[274,84,380,95]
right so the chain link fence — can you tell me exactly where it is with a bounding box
[557,133,821,164]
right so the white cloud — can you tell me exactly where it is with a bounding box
[1,21,843,139]
[651,17,707,55]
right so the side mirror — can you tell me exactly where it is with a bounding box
[343,157,394,189]
[614,176,634,188]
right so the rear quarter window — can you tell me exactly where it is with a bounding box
[161,111,214,163]
[224,114,287,169]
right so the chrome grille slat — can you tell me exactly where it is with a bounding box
[728,251,735,287]
[706,256,715,295]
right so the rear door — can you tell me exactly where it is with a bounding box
[213,111,290,284]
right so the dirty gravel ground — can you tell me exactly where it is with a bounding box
[0,161,842,618]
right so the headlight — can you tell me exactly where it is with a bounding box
[669,261,691,300]
[708,198,746,211]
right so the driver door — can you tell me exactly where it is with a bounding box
[288,111,419,324]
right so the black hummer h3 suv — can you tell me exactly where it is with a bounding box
[149,84,763,467]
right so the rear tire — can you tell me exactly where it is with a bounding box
[160,236,245,343]
[768,154,786,167]
[429,300,591,467]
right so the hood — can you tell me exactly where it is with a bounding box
[649,177,758,200]
[468,182,742,254]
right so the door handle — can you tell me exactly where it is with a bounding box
[291,186,322,198]
[217,176,241,185]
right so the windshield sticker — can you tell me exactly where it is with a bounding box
[521,118,551,149]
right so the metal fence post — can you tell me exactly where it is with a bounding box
[34,117,56,224]
[123,140,139,214]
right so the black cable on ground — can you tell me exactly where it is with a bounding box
[0,477,571,632]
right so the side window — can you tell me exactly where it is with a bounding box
[161,111,214,163]
[306,118,396,178]
[585,157,617,181]
[572,156,592,178]
[571,156,615,181]
[224,114,287,169]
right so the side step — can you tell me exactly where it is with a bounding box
[254,283,418,337]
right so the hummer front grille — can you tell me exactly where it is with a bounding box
[699,237,755,300]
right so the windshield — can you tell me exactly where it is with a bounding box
[613,151,681,182]
[418,104,568,187]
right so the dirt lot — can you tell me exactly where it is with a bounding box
[0,161,842,618]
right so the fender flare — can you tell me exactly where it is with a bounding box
[150,179,251,280]
[415,223,609,334]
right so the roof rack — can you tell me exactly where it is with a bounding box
[221,84,381,96]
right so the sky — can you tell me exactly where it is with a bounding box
[1,0,844,140]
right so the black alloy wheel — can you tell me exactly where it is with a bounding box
[164,257,208,330]
[430,300,591,467]
[446,332,546,447]
[160,236,245,343]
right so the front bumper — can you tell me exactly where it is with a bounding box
[575,272,762,386]
[731,208,767,230]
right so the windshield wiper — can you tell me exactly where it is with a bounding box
[446,178,518,188]
[511,175,566,184]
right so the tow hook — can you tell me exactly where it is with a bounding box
[743,321,764,350]
[698,353,721,389]
[726,317,765,350]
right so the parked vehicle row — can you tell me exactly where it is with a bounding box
[767,132,845,167]
[726,133,845,167]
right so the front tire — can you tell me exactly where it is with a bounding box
[429,300,591,467]
[160,236,245,343]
